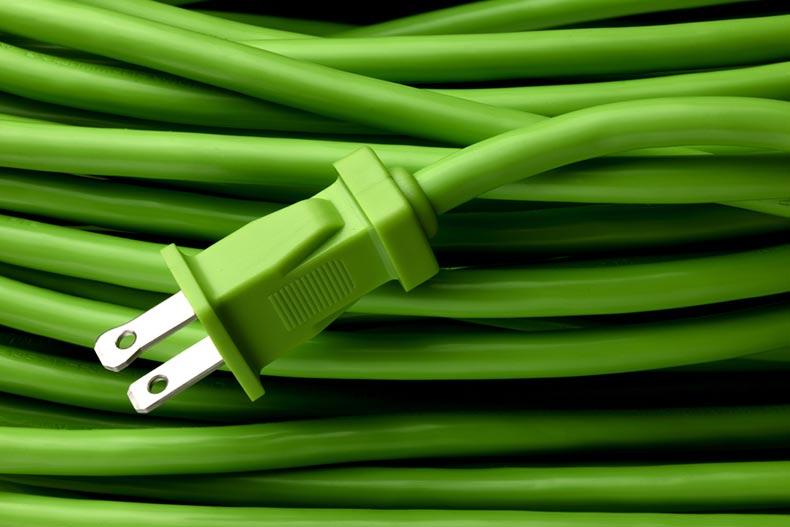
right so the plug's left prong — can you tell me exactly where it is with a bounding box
[94,291,197,372]
[127,336,225,413]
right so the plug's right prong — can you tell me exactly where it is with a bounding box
[127,336,225,414]
[94,291,196,372]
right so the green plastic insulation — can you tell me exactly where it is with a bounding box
[0,341,425,422]
[3,170,787,251]
[352,245,790,317]
[6,330,790,417]
[0,480,78,499]
[154,0,199,5]
[0,392,183,429]
[484,154,790,203]
[1,115,789,204]
[0,111,47,124]
[73,0,306,40]
[6,405,790,475]
[414,97,790,213]
[6,327,790,417]
[441,62,790,116]
[198,11,357,36]
[4,37,788,131]
[0,91,217,130]
[0,169,282,241]
[12,460,790,511]
[0,215,187,293]
[0,262,166,311]
[244,16,790,83]
[0,0,542,145]
[8,232,790,308]
[18,15,789,84]
[0,120,450,198]
[3,214,789,316]
[337,0,759,36]
[0,43,376,133]
[1,273,788,379]
[263,303,790,380]
[729,198,790,218]
[2,261,786,334]
[2,0,789,521]
[4,492,790,527]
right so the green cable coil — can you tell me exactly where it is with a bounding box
[1,0,790,524]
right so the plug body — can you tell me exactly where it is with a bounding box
[161,147,438,399]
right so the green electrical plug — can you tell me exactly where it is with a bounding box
[94,148,438,412]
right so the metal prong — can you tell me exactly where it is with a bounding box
[127,336,224,414]
[94,291,196,372]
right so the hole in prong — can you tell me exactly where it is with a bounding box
[148,375,168,394]
[116,330,137,350]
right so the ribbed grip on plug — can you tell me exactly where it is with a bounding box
[269,260,354,331]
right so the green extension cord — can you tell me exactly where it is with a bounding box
[2,215,789,317]
[7,405,790,476]
[2,0,790,524]
[6,491,790,527]
[4,169,788,243]
[12,460,790,511]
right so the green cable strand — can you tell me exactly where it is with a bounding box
[0,0,787,521]
[352,245,790,317]
[198,11,357,36]
[675,353,790,373]
[0,339,453,422]
[0,90,388,138]
[7,228,788,306]
[6,405,790,475]
[7,330,790,418]
[0,392,183,429]
[0,120,449,199]
[3,170,788,249]
[0,340,381,421]
[11,460,790,511]
[483,154,790,203]
[441,62,790,116]
[0,262,167,311]
[0,92,211,130]
[0,111,47,124]
[336,0,760,36]
[416,98,790,213]
[0,215,183,293]
[0,44,375,133]
[0,97,406,155]
[729,199,790,219]
[7,330,790,419]
[2,120,789,204]
[156,0,201,5]
[74,0,305,40]
[255,303,790,380]
[0,39,122,67]
[0,480,81,500]
[0,108,315,147]
[21,253,780,332]
[0,169,282,241]
[18,15,789,84]
[4,38,789,130]
[1,273,788,379]
[244,16,790,83]
[3,214,789,317]
[0,0,543,145]
[4,492,790,527]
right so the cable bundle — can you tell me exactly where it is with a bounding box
[0,0,789,525]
